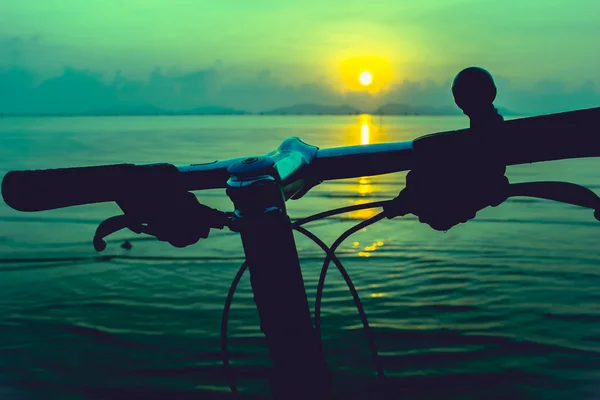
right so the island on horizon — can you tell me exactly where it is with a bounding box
[0,103,519,117]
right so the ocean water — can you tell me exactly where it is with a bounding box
[0,115,599,399]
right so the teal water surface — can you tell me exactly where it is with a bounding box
[0,115,599,399]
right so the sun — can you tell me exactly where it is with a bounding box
[359,71,373,86]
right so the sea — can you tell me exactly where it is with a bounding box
[0,114,599,399]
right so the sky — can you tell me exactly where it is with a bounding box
[0,0,599,114]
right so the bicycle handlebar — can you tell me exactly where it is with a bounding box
[2,106,600,212]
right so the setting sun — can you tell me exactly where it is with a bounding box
[359,71,373,86]
[336,56,392,93]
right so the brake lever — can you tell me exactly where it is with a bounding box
[92,208,232,252]
[384,180,600,222]
[93,215,129,251]
[507,181,600,220]
[93,213,161,251]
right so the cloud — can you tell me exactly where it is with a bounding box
[0,64,599,115]
[0,67,36,113]
[34,68,118,113]
[1,34,599,115]
[497,80,600,115]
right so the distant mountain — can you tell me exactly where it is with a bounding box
[180,106,250,115]
[2,102,521,117]
[0,104,168,117]
[95,104,168,116]
[262,103,361,115]
[34,105,250,116]
[373,103,461,116]
[98,105,249,116]
[374,103,521,117]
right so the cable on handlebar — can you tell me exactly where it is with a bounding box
[220,261,247,394]
[293,200,392,226]
[292,225,384,379]
[220,202,390,393]
[293,202,391,380]
[309,214,386,373]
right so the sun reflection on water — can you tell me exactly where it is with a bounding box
[348,199,379,220]
[361,123,369,145]
[353,237,386,258]
[336,114,390,262]
[363,240,384,254]
[346,175,380,220]
[338,113,388,148]
[357,178,373,195]
[359,114,373,145]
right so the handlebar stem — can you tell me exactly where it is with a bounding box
[226,158,332,399]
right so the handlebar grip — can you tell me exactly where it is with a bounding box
[2,163,179,212]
